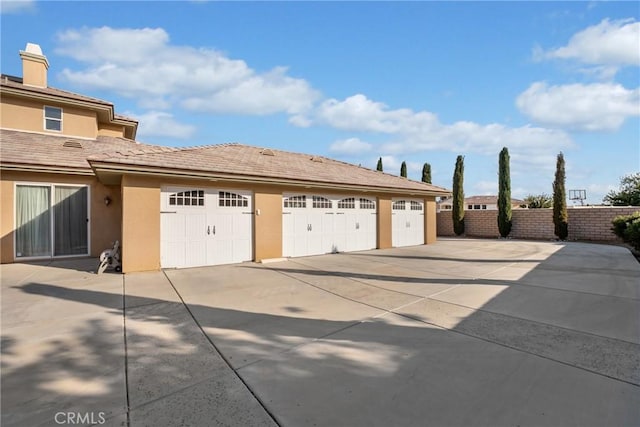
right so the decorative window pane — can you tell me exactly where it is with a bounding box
[284,195,306,208]
[410,201,423,211]
[312,196,332,209]
[359,198,376,209]
[219,191,248,207]
[168,190,205,207]
[44,106,62,131]
[338,198,355,209]
[482,205,487,210]
[474,204,481,210]
[468,204,473,209]
[392,200,406,210]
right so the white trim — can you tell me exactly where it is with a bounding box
[43,105,63,133]
[14,181,91,260]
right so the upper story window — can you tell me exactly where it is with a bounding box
[44,106,62,131]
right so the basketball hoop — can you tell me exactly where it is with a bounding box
[569,189,586,206]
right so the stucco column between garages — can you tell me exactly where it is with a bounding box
[121,175,162,273]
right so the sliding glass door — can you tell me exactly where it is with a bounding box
[15,184,89,258]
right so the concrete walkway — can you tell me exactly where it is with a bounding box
[2,240,639,426]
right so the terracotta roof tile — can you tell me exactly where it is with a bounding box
[1,75,113,106]
[90,143,450,194]
[0,129,166,171]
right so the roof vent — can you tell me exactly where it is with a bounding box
[260,148,275,156]
[62,140,83,149]
[311,156,324,163]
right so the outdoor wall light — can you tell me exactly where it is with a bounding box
[104,196,112,206]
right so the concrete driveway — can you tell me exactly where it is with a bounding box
[2,239,639,426]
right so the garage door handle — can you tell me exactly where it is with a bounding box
[213,225,216,235]
[207,226,211,235]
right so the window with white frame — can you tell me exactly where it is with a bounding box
[15,184,88,258]
[284,195,306,208]
[359,198,375,209]
[312,196,332,209]
[410,201,423,211]
[44,106,62,131]
[169,190,205,206]
[219,191,248,207]
[338,198,356,209]
[392,200,406,210]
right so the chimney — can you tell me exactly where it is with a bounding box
[19,43,49,88]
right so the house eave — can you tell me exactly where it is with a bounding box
[89,161,450,197]
[0,162,94,176]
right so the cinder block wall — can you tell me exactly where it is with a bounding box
[437,207,639,241]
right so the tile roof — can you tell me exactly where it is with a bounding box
[89,143,450,194]
[0,129,175,171]
[1,75,114,106]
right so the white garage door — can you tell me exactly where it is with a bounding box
[161,187,252,268]
[392,199,425,247]
[283,194,377,258]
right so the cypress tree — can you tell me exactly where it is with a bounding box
[497,147,512,238]
[376,157,383,172]
[452,155,465,236]
[422,163,432,184]
[553,152,569,240]
[400,161,407,178]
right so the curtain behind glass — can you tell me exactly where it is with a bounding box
[54,186,88,256]
[16,186,51,257]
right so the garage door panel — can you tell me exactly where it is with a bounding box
[161,187,252,268]
[283,194,377,258]
[392,199,424,247]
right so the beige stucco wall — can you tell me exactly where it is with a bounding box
[0,179,15,263]
[425,198,437,244]
[0,96,99,138]
[22,57,48,88]
[0,171,121,263]
[377,197,392,249]
[254,189,283,261]
[121,175,161,273]
[97,123,126,138]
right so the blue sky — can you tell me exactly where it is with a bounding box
[1,1,638,204]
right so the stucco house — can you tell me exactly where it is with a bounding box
[0,43,450,273]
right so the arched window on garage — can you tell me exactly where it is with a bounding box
[338,197,356,209]
[284,195,306,208]
[410,201,423,211]
[169,190,205,206]
[219,191,249,207]
[312,196,332,209]
[359,198,376,209]
[392,200,406,210]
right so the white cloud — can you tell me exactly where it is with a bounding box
[536,18,640,77]
[0,0,35,14]
[55,26,319,116]
[297,94,573,172]
[516,82,640,131]
[129,111,196,140]
[329,138,372,155]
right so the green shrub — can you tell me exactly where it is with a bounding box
[611,212,640,250]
